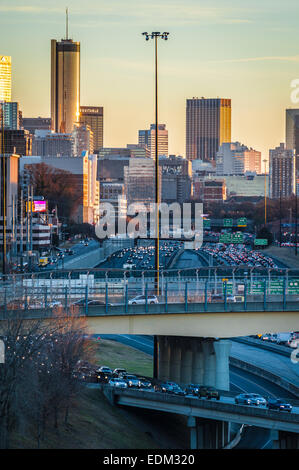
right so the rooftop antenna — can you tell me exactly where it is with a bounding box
[66,7,69,40]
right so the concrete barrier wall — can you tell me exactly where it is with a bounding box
[229,357,299,399]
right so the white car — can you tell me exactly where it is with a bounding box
[108,378,128,389]
[128,295,159,305]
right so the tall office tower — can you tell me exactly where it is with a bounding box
[186,97,231,162]
[51,34,80,133]
[286,109,299,155]
[80,106,103,152]
[72,123,94,156]
[138,124,168,158]
[1,101,20,129]
[269,143,295,198]
[124,157,161,208]
[0,56,11,102]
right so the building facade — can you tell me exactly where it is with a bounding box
[1,101,20,130]
[138,124,168,158]
[80,106,103,152]
[51,38,80,133]
[216,142,261,176]
[0,56,11,102]
[186,98,231,162]
[269,143,295,198]
[32,132,73,157]
[22,117,52,134]
[72,123,94,156]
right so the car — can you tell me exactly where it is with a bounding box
[198,386,220,400]
[48,300,62,308]
[184,384,201,396]
[112,368,127,377]
[154,381,178,393]
[227,295,236,303]
[65,248,74,255]
[97,366,113,374]
[235,393,267,406]
[128,294,159,305]
[97,371,112,383]
[108,378,128,389]
[122,374,140,388]
[138,377,152,389]
[211,294,224,303]
[172,384,186,396]
[267,398,292,412]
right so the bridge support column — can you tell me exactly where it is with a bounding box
[278,431,299,449]
[168,337,181,384]
[202,339,216,387]
[157,336,170,381]
[191,339,204,385]
[196,419,231,449]
[214,340,232,391]
[180,339,193,385]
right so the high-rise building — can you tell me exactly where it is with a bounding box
[0,129,32,156]
[80,106,103,152]
[72,123,94,156]
[124,157,161,208]
[32,131,73,157]
[22,117,52,134]
[51,37,80,133]
[138,124,168,158]
[0,56,11,102]
[0,101,20,129]
[186,97,231,162]
[269,143,295,198]
[216,142,261,175]
[286,109,299,155]
[159,155,192,203]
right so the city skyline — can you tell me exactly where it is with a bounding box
[2,1,299,163]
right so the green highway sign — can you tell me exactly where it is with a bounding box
[223,218,233,227]
[237,217,247,227]
[231,232,244,243]
[254,238,268,246]
[222,281,233,295]
[269,280,283,295]
[249,281,265,294]
[203,219,211,229]
[219,233,232,243]
[288,279,299,294]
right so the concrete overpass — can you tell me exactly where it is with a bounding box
[102,386,299,449]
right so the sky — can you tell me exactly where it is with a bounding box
[1,0,299,166]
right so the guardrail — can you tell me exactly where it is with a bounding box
[1,266,299,314]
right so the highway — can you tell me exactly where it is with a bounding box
[99,334,299,448]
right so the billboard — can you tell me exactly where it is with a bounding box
[33,200,47,212]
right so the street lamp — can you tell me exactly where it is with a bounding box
[263,159,267,226]
[142,31,169,294]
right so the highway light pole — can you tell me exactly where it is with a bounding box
[142,32,169,381]
[142,31,169,294]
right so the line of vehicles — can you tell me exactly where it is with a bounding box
[76,364,293,413]
[257,331,299,349]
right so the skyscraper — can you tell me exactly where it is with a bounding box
[80,106,103,152]
[269,143,295,198]
[286,109,299,155]
[138,124,168,158]
[1,102,20,129]
[186,97,231,162]
[0,56,11,102]
[51,35,80,133]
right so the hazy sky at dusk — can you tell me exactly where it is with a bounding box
[1,0,299,163]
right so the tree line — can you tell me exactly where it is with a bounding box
[0,307,95,448]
